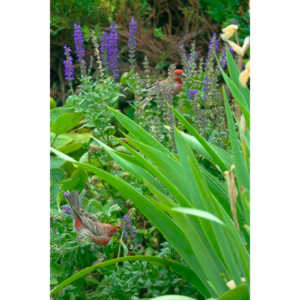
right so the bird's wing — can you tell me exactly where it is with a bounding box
[78,209,105,236]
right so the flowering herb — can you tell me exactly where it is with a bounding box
[99,23,119,78]
[188,89,198,100]
[73,23,86,63]
[100,31,109,72]
[220,45,234,69]
[202,75,209,102]
[62,190,71,199]
[122,214,136,239]
[205,33,217,66]
[63,45,74,83]
[107,23,119,78]
[128,16,137,68]
[61,205,73,215]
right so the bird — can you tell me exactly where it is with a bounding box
[141,69,184,109]
[151,69,184,96]
[63,191,118,246]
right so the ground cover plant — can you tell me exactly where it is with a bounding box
[50,8,250,300]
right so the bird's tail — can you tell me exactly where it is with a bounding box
[68,191,81,217]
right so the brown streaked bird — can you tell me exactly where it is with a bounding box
[151,69,184,96]
[141,69,184,109]
[64,191,118,246]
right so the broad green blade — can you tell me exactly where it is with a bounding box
[50,256,207,297]
[107,106,174,157]
[172,207,224,225]
[225,47,250,105]
[223,87,250,197]
[218,284,249,300]
[171,106,228,172]
[179,131,231,169]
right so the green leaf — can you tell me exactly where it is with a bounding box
[172,207,224,225]
[218,284,249,300]
[60,167,88,192]
[50,168,66,184]
[50,112,83,135]
[150,296,196,300]
[50,106,74,123]
[171,107,228,172]
[225,47,250,103]
[107,106,174,158]
[50,97,56,109]
[223,87,249,195]
[50,256,205,297]
[50,156,65,169]
[53,132,92,154]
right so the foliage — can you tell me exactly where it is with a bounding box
[50,5,250,298]
[51,48,250,299]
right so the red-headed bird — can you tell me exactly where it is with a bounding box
[141,69,184,109]
[151,69,184,95]
[64,191,118,246]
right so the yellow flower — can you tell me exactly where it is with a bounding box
[227,40,244,56]
[221,24,238,40]
[242,36,250,54]
[239,61,250,87]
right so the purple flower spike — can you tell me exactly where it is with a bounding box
[228,45,234,55]
[107,22,119,78]
[62,190,71,199]
[63,45,74,82]
[128,16,138,67]
[73,23,86,63]
[205,33,217,66]
[215,37,219,54]
[122,214,136,238]
[128,16,137,46]
[188,89,198,100]
[220,45,234,69]
[62,205,73,215]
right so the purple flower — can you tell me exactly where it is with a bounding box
[202,76,209,101]
[215,37,219,54]
[62,205,73,215]
[128,16,137,48]
[63,45,74,82]
[128,16,137,67]
[107,22,119,78]
[122,214,136,238]
[188,53,199,63]
[220,45,234,69]
[73,23,86,63]
[62,190,71,199]
[188,89,198,100]
[205,33,217,66]
[100,23,119,78]
[100,31,108,69]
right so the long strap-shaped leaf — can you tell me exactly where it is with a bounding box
[223,87,250,198]
[170,106,229,172]
[50,255,207,297]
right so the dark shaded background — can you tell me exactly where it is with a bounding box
[51,0,249,101]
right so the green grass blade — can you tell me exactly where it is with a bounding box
[107,106,174,157]
[50,256,207,297]
[223,87,250,196]
[171,106,229,172]
[172,207,224,225]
